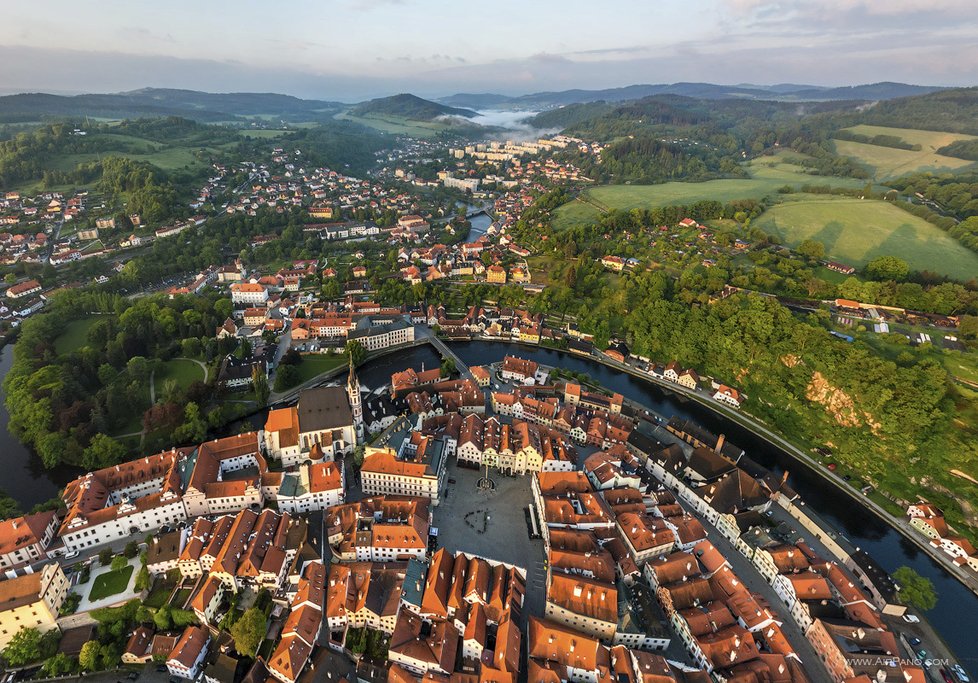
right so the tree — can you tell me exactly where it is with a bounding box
[111,555,129,572]
[274,364,300,392]
[253,365,269,407]
[796,239,825,261]
[230,607,268,656]
[153,604,173,631]
[41,652,75,677]
[893,566,937,611]
[124,541,139,558]
[2,627,46,666]
[78,640,101,671]
[346,339,366,367]
[174,402,207,443]
[99,547,114,566]
[134,566,152,592]
[83,434,127,470]
[865,255,910,282]
[440,357,456,377]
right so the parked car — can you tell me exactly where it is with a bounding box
[951,665,970,683]
[63,550,79,559]
[941,670,955,683]
[909,636,922,647]
[827,463,838,471]
[903,614,920,623]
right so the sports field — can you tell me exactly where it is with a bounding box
[553,154,870,230]
[755,197,978,280]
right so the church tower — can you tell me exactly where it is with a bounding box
[347,359,364,441]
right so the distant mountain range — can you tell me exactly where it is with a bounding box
[0,83,955,129]
[438,82,948,109]
[349,93,478,121]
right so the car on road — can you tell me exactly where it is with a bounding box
[64,550,79,559]
[942,670,955,683]
[917,650,928,661]
[902,614,920,623]
[826,463,838,471]
[908,636,922,648]
[951,665,970,682]
[448,478,456,484]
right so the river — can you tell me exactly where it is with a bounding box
[0,338,975,665]
[459,202,492,242]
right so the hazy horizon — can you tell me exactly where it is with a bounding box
[2,0,976,101]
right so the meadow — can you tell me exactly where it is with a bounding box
[832,123,977,181]
[552,153,870,230]
[840,124,977,151]
[754,196,978,280]
[832,139,973,181]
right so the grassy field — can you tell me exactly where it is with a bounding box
[295,354,349,383]
[237,129,290,139]
[154,358,206,394]
[553,154,871,230]
[841,124,977,151]
[88,565,134,601]
[755,196,978,280]
[54,316,104,355]
[832,139,974,181]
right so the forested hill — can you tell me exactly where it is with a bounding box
[350,94,478,121]
[859,87,978,135]
[0,88,345,124]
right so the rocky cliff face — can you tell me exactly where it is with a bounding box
[805,371,881,434]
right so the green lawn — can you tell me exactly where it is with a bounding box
[755,197,978,280]
[294,354,349,384]
[155,358,206,395]
[54,316,104,355]
[88,565,134,601]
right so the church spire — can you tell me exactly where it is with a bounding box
[347,357,363,441]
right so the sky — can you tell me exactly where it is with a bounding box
[1,0,976,100]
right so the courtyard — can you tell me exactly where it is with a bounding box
[432,458,547,620]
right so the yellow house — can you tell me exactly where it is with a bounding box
[518,325,541,344]
[486,265,507,284]
[0,563,69,649]
[309,204,334,219]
